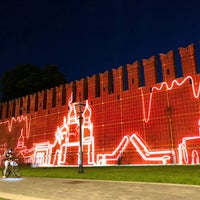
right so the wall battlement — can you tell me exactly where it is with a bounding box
[0,43,199,121]
[0,42,200,166]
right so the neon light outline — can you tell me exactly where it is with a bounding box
[141,75,200,123]
[11,96,95,167]
[5,113,200,166]
[178,119,200,164]
[129,134,175,164]
[0,76,199,166]
[0,115,31,138]
[96,133,176,165]
[96,135,130,165]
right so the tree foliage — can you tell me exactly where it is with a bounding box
[0,64,66,102]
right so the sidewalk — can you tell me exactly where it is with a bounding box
[0,177,200,200]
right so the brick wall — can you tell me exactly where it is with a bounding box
[0,43,199,166]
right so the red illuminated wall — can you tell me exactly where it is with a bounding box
[0,43,199,166]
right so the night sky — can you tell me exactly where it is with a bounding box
[1,0,200,84]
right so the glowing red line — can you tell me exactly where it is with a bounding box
[0,115,31,138]
[142,76,200,123]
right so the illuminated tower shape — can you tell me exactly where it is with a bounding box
[49,116,69,166]
[82,100,95,165]
[82,101,93,138]
[67,96,79,143]
[68,96,77,124]
[15,128,26,150]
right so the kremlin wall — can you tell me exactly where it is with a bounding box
[0,43,199,167]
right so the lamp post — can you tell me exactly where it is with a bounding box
[75,101,85,174]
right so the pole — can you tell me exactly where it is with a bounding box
[78,115,84,173]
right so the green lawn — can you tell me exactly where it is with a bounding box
[19,165,200,185]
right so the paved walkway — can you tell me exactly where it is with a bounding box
[0,177,200,200]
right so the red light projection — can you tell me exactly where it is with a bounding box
[178,119,200,164]
[5,117,200,166]
[141,75,200,123]
[0,73,199,166]
[97,134,175,165]
[0,115,31,138]
[11,96,95,167]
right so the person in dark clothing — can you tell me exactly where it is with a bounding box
[2,148,14,178]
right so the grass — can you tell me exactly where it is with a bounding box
[19,165,200,185]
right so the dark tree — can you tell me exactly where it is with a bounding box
[0,64,66,102]
[42,65,66,89]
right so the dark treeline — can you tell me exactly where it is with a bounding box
[0,64,67,102]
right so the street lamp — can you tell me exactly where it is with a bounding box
[75,101,86,174]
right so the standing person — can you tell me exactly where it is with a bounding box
[2,148,14,178]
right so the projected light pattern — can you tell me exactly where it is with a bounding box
[4,94,177,166]
[0,143,7,165]
[96,135,130,165]
[11,96,95,167]
[178,119,200,164]
[129,134,175,164]
[0,73,199,166]
[96,134,176,165]
[10,113,200,166]
[0,115,31,138]
[11,118,200,166]
[141,75,200,123]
